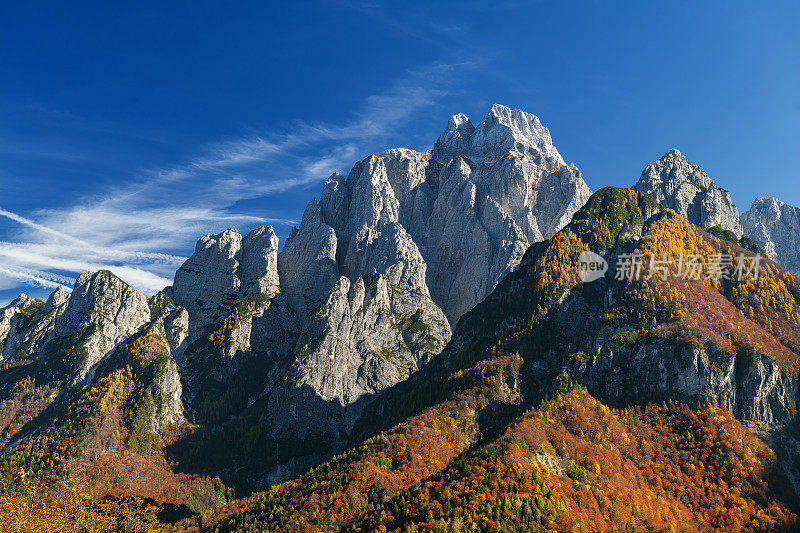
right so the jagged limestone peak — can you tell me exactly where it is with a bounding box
[169,226,280,335]
[47,270,151,386]
[742,196,800,275]
[433,104,566,166]
[470,103,561,160]
[433,112,475,156]
[1,294,43,355]
[633,149,743,237]
[45,285,71,311]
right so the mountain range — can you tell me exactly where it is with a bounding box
[1,104,799,531]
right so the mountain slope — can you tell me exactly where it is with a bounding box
[0,273,222,520]
[184,187,800,532]
[0,104,591,507]
[3,113,799,530]
[196,389,796,532]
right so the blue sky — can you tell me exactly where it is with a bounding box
[1,0,798,305]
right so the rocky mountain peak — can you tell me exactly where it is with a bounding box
[300,198,322,225]
[633,149,743,237]
[433,113,475,156]
[470,103,559,159]
[168,226,280,335]
[751,196,783,216]
[240,225,280,296]
[48,270,151,386]
[67,270,148,317]
[276,104,592,327]
[1,295,41,353]
[155,105,589,468]
[7,294,35,310]
[742,196,800,276]
[433,104,565,166]
[0,105,589,484]
[45,285,71,311]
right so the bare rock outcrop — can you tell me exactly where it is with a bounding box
[633,149,743,237]
[44,270,151,386]
[742,196,800,276]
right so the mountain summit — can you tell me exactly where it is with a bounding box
[166,103,590,482]
[633,149,743,237]
[742,196,800,276]
[0,104,591,492]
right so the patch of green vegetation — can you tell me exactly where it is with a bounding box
[706,225,738,245]
[39,323,98,383]
[224,293,273,330]
[739,236,767,256]
[1,349,34,370]
[147,291,176,318]
[185,478,230,515]
[570,187,664,250]
[128,346,179,454]
[558,456,590,483]
[403,313,430,335]
[705,227,767,257]
[377,343,407,361]
[128,387,157,455]
[612,331,640,346]
[20,300,45,318]
[396,310,446,355]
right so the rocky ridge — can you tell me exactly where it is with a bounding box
[150,104,591,481]
[10,107,800,518]
[424,187,798,428]
[0,104,592,487]
[0,271,187,456]
[633,149,743,237]
[742,196,800,276]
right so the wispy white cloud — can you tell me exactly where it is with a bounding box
[1,61,468,298]
[0,265,72,291]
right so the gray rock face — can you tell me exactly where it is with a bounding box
[150,355,184,432]
[46,270,151,386]
[582,337,796,427]
[1,295,37,338]
[0,104,592,485]
[742,197,800,276]
[147,291,191,362]
[158,104,589,474]
[168,226,280,336]
[303,104,591,326]
[633,149,743,237]
[142,316,187,433]
[277,202,339,319]
[0,287,70,365]
[1,295,41,362]
[425,104,590,322]
[527,273,798,430]
[265,105,589,412]
[3,278,149,388]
